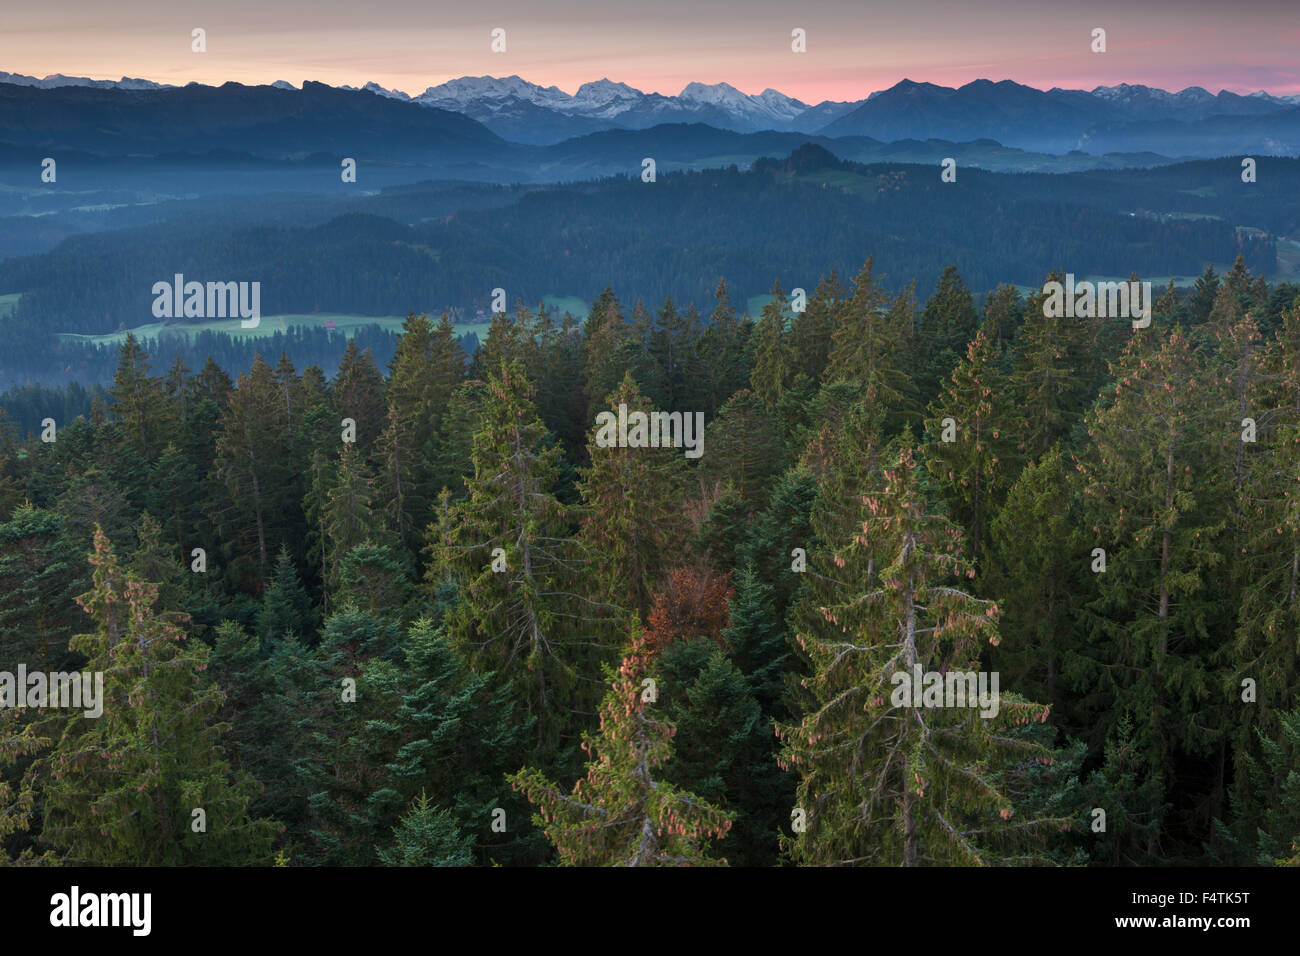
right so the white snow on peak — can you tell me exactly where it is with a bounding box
[1091,83,1171,102]
[756,88,810,116]
[0,71,169,90]
[363,82,410,100]
[567,78,643,119]
[676,81,809,125]
[573,78,642,106]
[678,80,739,102]
[416,75,570,110]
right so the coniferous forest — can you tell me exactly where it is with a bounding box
[3,258,1299,870]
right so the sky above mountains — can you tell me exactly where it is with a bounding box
[6,0,1300,100]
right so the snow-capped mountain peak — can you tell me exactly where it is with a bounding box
[416,74,570,110]
[573,78,642,106]
[678,80,747,106]
[676,81,810,126]
[756,87,810,116]
[0,71,169,90]
[362,81,410,100]
[1090,83,1170,101]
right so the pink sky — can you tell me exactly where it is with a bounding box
[5,0,1299,101]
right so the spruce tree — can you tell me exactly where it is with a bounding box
[788,272,845,383]
[256,544,316,647]
[430,381,489,498]
[377,791,476,866]
[750,281,791,414]
[31,528,278,865]
[647,297,703,411]
[108,333,170,485]
[721,563,792,721]
[658,638,791,867]
[293,606,402,864]
[984,447,1088,714]
[825,258,910,425]
[699,389,784,505]
[1227,303,1300,839]
[321,442,388,597]
[736,465,818,622]
[1081,714,1168,865]
[919,264,980,380]
[213,353,295,579]
[372,618,536,865]
[508,629,733,865]
[981,283,1024,349]
[332,339,387,458]
[377,313,466,556]
[439,361,601,754]
[581,288,638,422]
[690,481,752,573]
[778,445,1061,866]
[0,504,87,671]
[148,440,201,556]
[1009,271,1096,460]
[577,372,687,620]
[923,328,1017,558]
[697,277,751,415]
[1223,701,1300,865]
[1189,265,1220,325]
[335,542,414,623]
[1074,328,1229,856]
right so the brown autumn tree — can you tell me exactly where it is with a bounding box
[644,567,734,656]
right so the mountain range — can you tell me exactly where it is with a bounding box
[348,74,1300,149]
[0,70,167,91]
[5,70,1300,150]
[405,76,847,142]
[1,72,1299,188]
[819,78,1300,153]
[351,73,1300,147]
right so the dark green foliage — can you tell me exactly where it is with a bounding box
[737,466,818,624]
[658,638,792,867]
[377,792,476,866]
[1212,702,1300,866]
[690,482,752,574]
[4,263,1300,869]
[370,619,541,865]
[257,545,316,648]
[30,528,279,865]
[721,564,793,721]
[699,389,785,505]
[0,504,87,671]
[915,264,980,405]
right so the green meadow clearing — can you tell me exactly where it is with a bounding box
[746,256,1285,314]
[15,250,1299,352]
[48,295,591,348]
[57,313,412,347]
[1275,238,1300,278]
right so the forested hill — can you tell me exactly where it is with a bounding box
[2,148,1290,341]
[3,259,1300,867]
[0,79,507,161]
